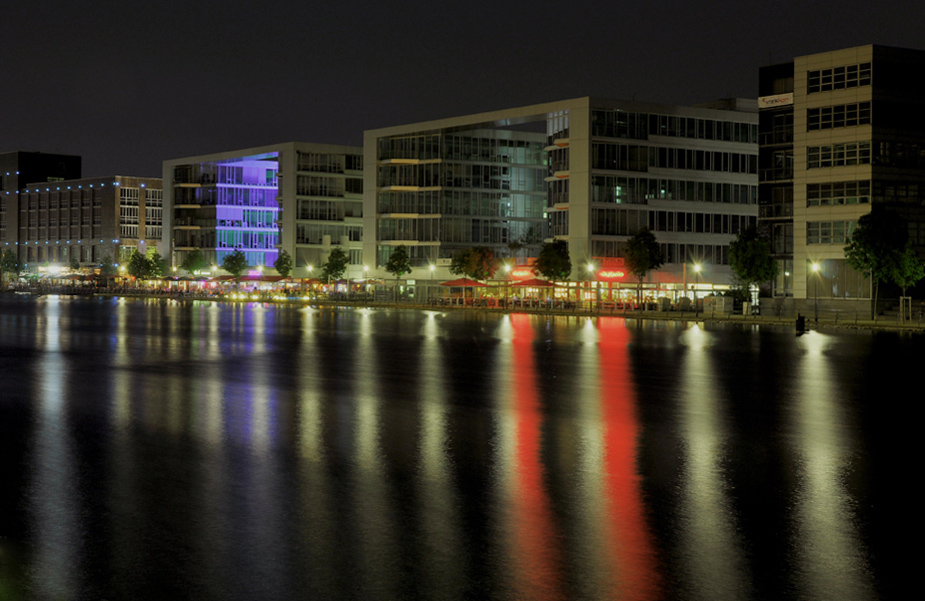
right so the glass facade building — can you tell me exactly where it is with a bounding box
[163,142,363,277]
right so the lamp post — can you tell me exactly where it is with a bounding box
[811,261,820,323]
[586,262,596,311]
[364,265,369,297]
[693,263,701,315]
[429,264,435,304]
[502,263,511,308]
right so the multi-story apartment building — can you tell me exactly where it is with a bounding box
[759,45,925,313]
[163,142,363,277]
[1,151,82,259]
[364,97,758,292]
[15,176,162,267]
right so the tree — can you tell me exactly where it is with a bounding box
[624,228,664,304]
[147,250,166,278]
[127,249,151,279]
[728,225,778,297]
[221,249,249,280]
[321,247,348,282]
[384,245,412,279]
[180,249,209,275]
[449,246,497,280]
[273,249,293,278]
[845,208,907,319]
[99,254,118,277]
[533,240,571,280]
[69,255,80,271]
[891,240,925,297]
[1,249,22,286]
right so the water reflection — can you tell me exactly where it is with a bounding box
[790,333,874,601]
[0,297,895,600]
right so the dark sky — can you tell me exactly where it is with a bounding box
[3,0,923,177]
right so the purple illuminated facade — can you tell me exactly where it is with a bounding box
[164,143,364,277]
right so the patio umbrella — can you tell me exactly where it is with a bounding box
[511,277,554,287]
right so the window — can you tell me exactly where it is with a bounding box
[807,62,871,93]
[807,142,871,169]
[806,220,856,244]
[807,102,871,130]
[807,181,870,206]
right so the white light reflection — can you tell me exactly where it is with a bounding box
[790,332,874,600]
[677,323,751,600]
[416,312,465,597]
[30,296,79,596]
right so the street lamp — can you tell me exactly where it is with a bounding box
[811,261,820,323]
[430,264,435,304]
[586,262,596,311]
[693,263,701,314]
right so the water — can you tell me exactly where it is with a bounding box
[0,295,909,600]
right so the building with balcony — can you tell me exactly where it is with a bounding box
[163,142,363,277]
[758,45,925,311]
[14,175,162,269]
[364,97,758,293]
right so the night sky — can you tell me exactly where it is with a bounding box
[3,1,923,177]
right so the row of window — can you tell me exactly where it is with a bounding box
[591,109,757,143]
[806,220,857,245]
[591,176,757,205]
[377,190,546,219]
[592,144,758,174]
[806,142,871,169]
[297,152,363,174]
[807,62,871,94]
[588,240,731,266]
[807,180,870,206]
[807,102,871,131]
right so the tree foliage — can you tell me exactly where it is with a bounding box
[321,247,349,282]
[146,250,166,278]
[127,250,153,279]
[892,240,925,296]
[180,249,210,274]
[624,228,664,282]
[844,208,909,316]
[221,249,249,280]
[533,240,571,280]
[384,245,412,278]
[729,225,777,291]
[69,255,80,271]
[99,254,118,277]
[1,250,22,278]
[273,249,293,278]
[449,246,497,280]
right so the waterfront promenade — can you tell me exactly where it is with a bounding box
[5,284,924,333]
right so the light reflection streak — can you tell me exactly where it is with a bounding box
[791,333,874,601]
[677,323,751,600]
[597,317,660,600]
[351,311,400,598]
[415,313,464,598]
[496,313,563,600]
[29,296,79,596]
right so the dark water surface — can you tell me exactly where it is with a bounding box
[0,295,909,600]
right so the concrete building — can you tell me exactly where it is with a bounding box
[758,45,925,314]
[163,142,363,278]
[364,97,758,296]
[15,175,162,268]
[1,151,82,260]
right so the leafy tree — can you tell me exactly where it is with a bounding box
[99,254,118,277]
[624,228,664,305]
[449,246,497,280]
[728,225,778,296]
[221,249,249,280]
[321,247,349,282]
[384,245,412,279]
[845,208,907,319]
[1,249,22,285]
[273,249,293,278]
[69,255,80,271]
[127,249,152,279]
[533,240,571,280]
[180,249,209,274]
[891,240,925,297]
[146,250,166,278]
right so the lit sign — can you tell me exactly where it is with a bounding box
[597,270,626,280]
[758,93,794,108]
[510,269,534,279]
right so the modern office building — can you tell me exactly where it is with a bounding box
[758,45,925,312]
[1,151,82,259]
[364,97,758,292]
[14,175,162,268]
[163,142,363,277]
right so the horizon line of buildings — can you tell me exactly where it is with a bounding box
[3,43,924,311]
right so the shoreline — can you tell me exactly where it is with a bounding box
[5,288,923,334]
